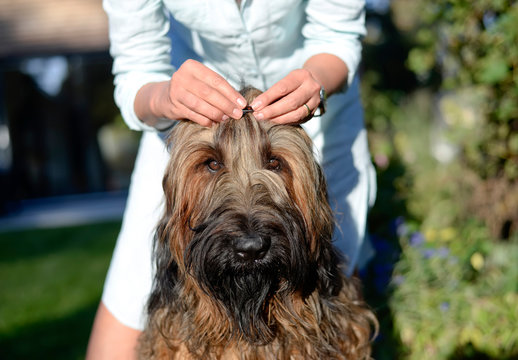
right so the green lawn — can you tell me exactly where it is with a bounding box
[0,222,120,360]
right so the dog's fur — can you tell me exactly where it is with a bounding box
[138,88,377,359]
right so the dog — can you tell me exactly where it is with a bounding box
[137,88,377,359]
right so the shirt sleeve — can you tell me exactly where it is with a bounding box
[303,0,366,90]
[103,0,175,131]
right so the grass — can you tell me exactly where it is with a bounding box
[0,221,120,359]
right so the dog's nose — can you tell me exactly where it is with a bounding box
[234,235,270,261]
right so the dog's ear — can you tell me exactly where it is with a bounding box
[307,156,344,297]
[148,219,180,314]
[160,122,216,263]
[269,124,343,296]
[315,239,344,297]
[291,148,343,297]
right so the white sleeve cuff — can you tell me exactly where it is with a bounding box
[114,72,173,132]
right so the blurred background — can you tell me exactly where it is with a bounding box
[0,0,516,359]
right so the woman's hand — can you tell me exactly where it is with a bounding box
[250,53,349,125]
[135,59,246,128]
[250,69,321,125]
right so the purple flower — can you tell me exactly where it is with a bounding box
[437,247,450,259]
[391,216,408,237]
[420,246,450,260]
[440,302,450,312]
[409,232,425,247]
[483,11,497,29]
[392,275,405,286]
[421,248,436,259]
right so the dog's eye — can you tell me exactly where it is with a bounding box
[206,159,222,172]
[266,157,281,171]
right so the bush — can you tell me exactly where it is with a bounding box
[361,1,518,359]
[391,220,518,359]
[405,0,518,237]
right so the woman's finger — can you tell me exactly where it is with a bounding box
[191,65,247,110]
[173,60,245,121]
[250,74,301,112]
[250,69,318,111]
[172,97,215,127]
[177,88,230,123]
[268,95,321,125]
[253,81,319,121]
[190,80,244,120]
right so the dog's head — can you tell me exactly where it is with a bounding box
[151,87,343,344]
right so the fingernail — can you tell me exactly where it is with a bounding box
[255,112,264,120]
[237,98,246,107]
[232,108,242,118]
[251,100,262,110]
[222,114,229,121]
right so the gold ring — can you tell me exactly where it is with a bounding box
[303,103,311,117]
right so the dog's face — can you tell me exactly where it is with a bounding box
[153,96,342,345]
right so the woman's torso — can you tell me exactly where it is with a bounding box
[164,0,307,90]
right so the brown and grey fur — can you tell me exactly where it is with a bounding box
[137,88,377,359]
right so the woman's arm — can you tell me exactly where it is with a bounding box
[303,53,349,96]
[86,302,141,360]
[250,0,366,124]
[104,0,245,130]
[134,60,246,129]
[103,0,175,131]
[250,53,349,124]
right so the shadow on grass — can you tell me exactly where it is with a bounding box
[0,222,121,264]
[0,221,121,360]
[0,301,98,360]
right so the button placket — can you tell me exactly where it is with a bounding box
[237,4,264,87]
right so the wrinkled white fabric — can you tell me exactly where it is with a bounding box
[101,0,376,330]
[104,0,366,130]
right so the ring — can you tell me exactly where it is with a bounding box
[303,103,311,117]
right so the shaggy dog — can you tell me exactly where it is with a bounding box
[138,88,377,359]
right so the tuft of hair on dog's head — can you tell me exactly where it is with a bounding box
[239,85,263,103]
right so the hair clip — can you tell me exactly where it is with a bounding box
[242,105,254,114]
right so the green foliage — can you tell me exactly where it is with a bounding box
[362,2,518,358]
[362,85,518,357]
[391,220,518,360]
[362,80,518,357]
[405,0,518,180]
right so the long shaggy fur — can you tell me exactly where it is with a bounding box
[138,88,377,359]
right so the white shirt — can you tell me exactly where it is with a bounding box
[103,0,366,131]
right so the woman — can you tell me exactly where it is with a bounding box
[87,1,376,358]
